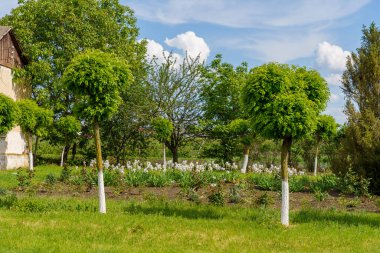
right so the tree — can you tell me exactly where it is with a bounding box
[1,0,147,158]
[0,94,18,135]
[54,116,81,166]
[242,63,329,226]
[226,119,255,173]
[63,49,132,213]
[313,115,337,176]
[148,54,203,163]
[200,54,249,162]
[151,117,173,168]
[16,99,53,171]
[339,22,380,193]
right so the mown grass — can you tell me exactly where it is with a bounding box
[0,194,379,253]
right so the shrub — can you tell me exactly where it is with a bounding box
[16,168,35,188]
[256,192,273,208]
[208,186,225,206]
[313,187,328,202]
[338,169,370,196]
[45,173,57,185]
[59,166,72,183]
[229,185,243,203]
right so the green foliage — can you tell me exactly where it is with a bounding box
[148,53,204,162]
[313,188,329,202]
[0,94,17,135]
[45,173,57,185]
[151,117,173,143]
[0,0,145,113]
[16,99,53,137]
[200,55,249,162]
[16,168,35,188]
[63,49,132,122]
[54,115,81,144]
[338,23,380,194]
[208,186,225,206]
[59,166,72,183]
[338,169,370,197]
[316,115,337,141]
[256,192,273,208]
[242,63,329,140]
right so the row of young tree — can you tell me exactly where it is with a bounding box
[0,0,378,220]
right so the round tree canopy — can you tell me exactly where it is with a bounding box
[316,114,337,141]
[0,94,17,135]
[242,63,329,140]
[63,49,132,122]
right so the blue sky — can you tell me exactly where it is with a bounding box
[1,0,379,124]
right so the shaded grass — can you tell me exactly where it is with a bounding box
[0,195,378,252]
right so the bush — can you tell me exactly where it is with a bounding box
[256,192,273,208]
[208,186,225,206]
[45,173,57,185]
[338,169,370,196]
[17,168,34,188]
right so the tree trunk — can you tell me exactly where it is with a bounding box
[163,142,167,168]
[71,142,77,160]
[60,146,65,167]
[94,120,106,214]
[63,144,70,165]
[33,136,39,162]
[281,137,292,226]
[170,146,179,163]
[314,142,320,176]
[27,133,33,171]
[241,145,250,173]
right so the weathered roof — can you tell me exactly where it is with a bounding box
[0,26,12,41]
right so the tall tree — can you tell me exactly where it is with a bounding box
[0,0,146,155]
[63,49,132,214]
[200,54,249,162]
[339,22,380,193]
[242,63,329,226]
[148,54,203,163]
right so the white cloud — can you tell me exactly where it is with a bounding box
[316,42,350,72]
[165,31,210,62]
[145,39,182,64]
[325,73,343,86]
[330,93,340,102]
[144,32,210,66]
[127,0,370,28]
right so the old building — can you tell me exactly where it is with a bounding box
[0,26,29,169]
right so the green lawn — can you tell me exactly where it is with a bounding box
[0,195,379,253]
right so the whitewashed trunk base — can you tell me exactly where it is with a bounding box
[241,154,249,173]
[313,155,318,176]
[281,180,289,226]
[60,147,65,167]
[28,151,33,171]
[98,170,106,214]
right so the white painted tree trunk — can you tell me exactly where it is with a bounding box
[27,134,33,171]
[60,146,65,167]
[281,180,289,226]
[241,146,249,173]
[163,143,166,169]
[241,154,249,173]
[28,151,33,171]
[313,145,319,176]
[98,170,106,213]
